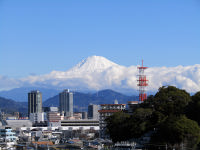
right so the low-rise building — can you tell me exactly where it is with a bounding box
[61,119,99,131]
[61,119,99,127]
[47,112,64,127]
[98,103,126,138]
[73,112,82,120]
[29,113,44,123]
[6,119,32,129]
[0,127,17,145]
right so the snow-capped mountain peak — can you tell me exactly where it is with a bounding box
[70,56,119,72]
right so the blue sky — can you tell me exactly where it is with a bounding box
[0,0,200,78]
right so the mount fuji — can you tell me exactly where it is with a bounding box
[18,55,138,94]
[1,55,200,98]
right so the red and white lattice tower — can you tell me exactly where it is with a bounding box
[137,60,148,102]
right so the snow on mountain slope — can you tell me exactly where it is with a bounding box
[1,56,200,93]
[70,55,119,72]
[20,56,129,91]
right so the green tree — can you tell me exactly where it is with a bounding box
[186,91,200,125]
[106,86,199,148]
[129,108,153,138]
[151,115,200,150]
[147,86,191,116]
[105,111,131,143]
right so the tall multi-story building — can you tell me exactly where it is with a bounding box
[98,102,126,139]
[88,104,99,120]
[59,89,73,117]
[28,90,42,117]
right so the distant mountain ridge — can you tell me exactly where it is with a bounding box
[0,89,137,114]
[43,89,137,111]
[0,87,60,102]
[0,97,27,114]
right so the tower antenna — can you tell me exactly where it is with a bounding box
[137,60,148,102]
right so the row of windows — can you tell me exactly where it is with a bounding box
[101,106,125,110]
[61,121,99,123]
[61,124,99,126]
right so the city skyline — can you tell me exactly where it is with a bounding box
[0,0,200,78]
[1,0,199,146]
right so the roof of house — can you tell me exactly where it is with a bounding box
[32,141,54,146]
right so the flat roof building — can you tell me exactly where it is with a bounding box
[61,119,99,131]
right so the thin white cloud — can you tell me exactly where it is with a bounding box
[0,76,21,91]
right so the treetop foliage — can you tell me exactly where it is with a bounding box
[105,86,200,149]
